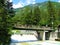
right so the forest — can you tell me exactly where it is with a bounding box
[13,1,60,28]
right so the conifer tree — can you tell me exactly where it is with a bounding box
[0,0,14,45]
[47,0,56,28]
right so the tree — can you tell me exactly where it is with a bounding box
[39,9,49,26]
[22,6,32,25]
[32,6,41,25]
[47,0,56,28]
[6,0,14,17]
[55,8,60,27]
[20,6,41,26]
[0,0,14,45]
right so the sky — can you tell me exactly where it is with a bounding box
[9,0,60,9]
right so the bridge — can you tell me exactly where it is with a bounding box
[13,24,58,40]
[13,24,54,31]
[13,24,60,41]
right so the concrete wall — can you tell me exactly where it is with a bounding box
[49,31,58,40]
[37,30,58,41]
[40,31,44,40]
[39,30,58,41]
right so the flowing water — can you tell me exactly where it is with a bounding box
[10,34,60,45]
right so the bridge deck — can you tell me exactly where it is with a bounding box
[13,25,54,31]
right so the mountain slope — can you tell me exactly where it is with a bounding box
[13,1,60,27]
[15,1,60,12]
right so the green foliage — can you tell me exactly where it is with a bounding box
[47,1,60,28]
[0,0,14,45]
[14,1,60,27]
[32,6,41,25]
[11,30,21,34]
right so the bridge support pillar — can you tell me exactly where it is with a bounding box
[43,31,45,41]
[36,31,40,40]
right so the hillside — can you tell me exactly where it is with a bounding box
[13,1,60,27]
[15,1,60,13]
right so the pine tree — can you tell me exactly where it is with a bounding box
[0,0,14,45]
[32,6,41,25]
[47,0,56,28]
[6,0,14,17]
